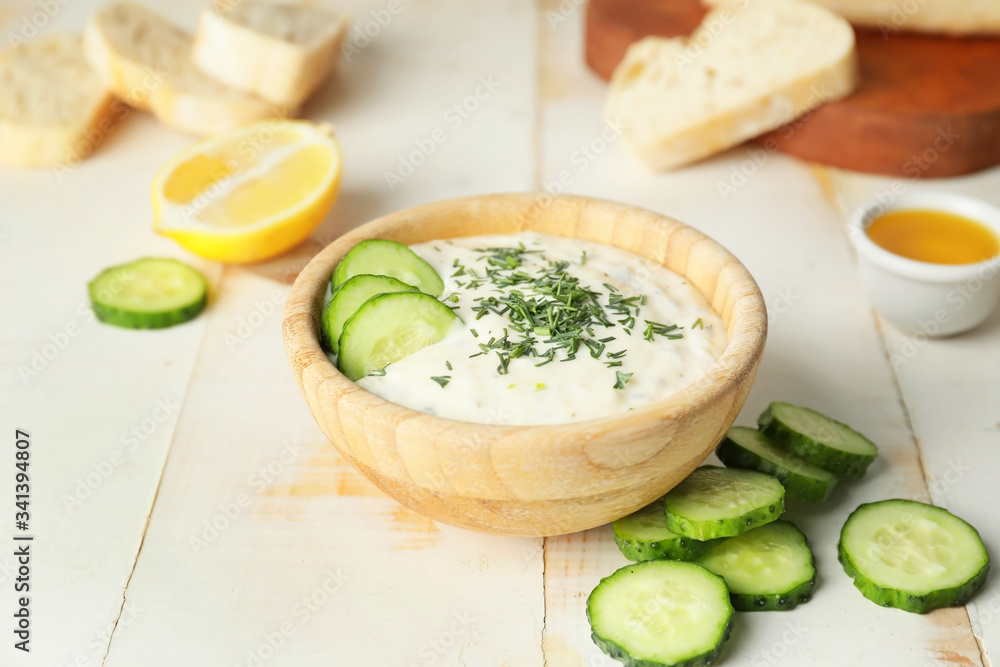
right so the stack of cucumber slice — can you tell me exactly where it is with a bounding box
[612,498,723,562]
[322,239,456,381]
[590,401,990,667]
[758,402,880,478]
[592,461,813,667]
[717,402,878,502]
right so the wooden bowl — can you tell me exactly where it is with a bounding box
[282,194,767,537]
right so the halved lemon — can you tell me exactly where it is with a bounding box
[152,120,342,264]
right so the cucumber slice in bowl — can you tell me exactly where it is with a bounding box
[587,560,734,667]
[613,498,723,562]
[664,466,785,541]
[88,257,207,329]
[697,520,816,612]
[758,402,878,478]
[338,292,458,381]
[332,239,444,296]
[717,427,839,503]
[839,499,990,614]
[321,274,418,353]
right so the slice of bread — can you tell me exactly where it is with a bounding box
[192,2,349,108]
[83,2,282,136]
[798,0,1000,36]
[605,0,858,171]
[0,34,118,168]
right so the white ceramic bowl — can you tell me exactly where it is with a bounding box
[849,192,1000,337]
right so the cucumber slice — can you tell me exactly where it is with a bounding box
[587,560,734,667]
[338,291,457,381]
[663,466,785,541]
[696,520,816,612]
[839,499,990,614]
[758,402,878,478]
[716,427,839,503]
[332,239,444,296]
[321,274,418,353]
[613,498,723,562]
[88,258,207,329]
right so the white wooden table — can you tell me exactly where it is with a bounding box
[1,0,998,665]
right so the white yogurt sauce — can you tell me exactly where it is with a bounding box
[354,232,727,425]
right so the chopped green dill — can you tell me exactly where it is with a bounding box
[450,244,687,385]
[643,320,683,342]
[445,361,452,371]
[430,376,451,388]
[613,371,633,390]
[496,351,511,375]
[692,318,704,329]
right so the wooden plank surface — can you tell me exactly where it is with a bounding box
[0,0,996,665]
[537,3,991,665]
[0,2,220,660]
[95,0,544,664]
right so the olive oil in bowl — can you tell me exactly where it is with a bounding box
[849,192,1000,336]
[866,209,1000,265]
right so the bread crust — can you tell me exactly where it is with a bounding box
[606,0,859,170]
[83,2,283,136]
[0,34,119,168]
[192,3,349,108]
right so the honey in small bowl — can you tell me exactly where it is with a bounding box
[866,209,1000,265]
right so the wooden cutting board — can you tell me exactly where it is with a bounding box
[585,0,1000,178]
